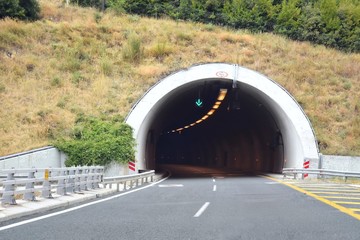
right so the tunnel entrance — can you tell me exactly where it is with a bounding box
[126,63,319,174]
[155,81,283,173]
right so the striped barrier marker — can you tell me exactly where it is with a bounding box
[129,161,136,172]
[303,160,310,178]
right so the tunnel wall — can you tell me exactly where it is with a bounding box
[126,63,319,171]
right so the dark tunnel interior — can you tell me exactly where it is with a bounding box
[146,79,285,173]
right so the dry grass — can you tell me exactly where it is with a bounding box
[0,0,359,156]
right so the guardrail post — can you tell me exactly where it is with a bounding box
[42,168,53,198]
[94,167,101,189]
[90,168,96,189]
[123,180,127,190]
[3,171,17,205]
[86,168,93,190]
[67,169,75,193]
[57,169,67,196]
[74,168,81,192]
[24,168,36,201]
[79,167,86,191]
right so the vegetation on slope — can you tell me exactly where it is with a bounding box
[76,0,360,53]
[0,0,359,157]
[55,115,135,166]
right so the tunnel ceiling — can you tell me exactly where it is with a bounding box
[158,79,272,135]
[126,63,319,173]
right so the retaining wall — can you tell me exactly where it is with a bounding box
[1,147,360,173]
[0,147,66,169]
[321,155,360,172]
[0,146,127,176]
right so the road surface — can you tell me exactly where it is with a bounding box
[1,165,359,239]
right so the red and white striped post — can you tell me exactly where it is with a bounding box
[128,161,136,173]
[303,159,310,179]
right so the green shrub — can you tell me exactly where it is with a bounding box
[54,115,136,167]
[122,32,143,63]
[0,0,40,20]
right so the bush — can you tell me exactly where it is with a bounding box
[54,115,136,167]
[0,0,40,20]
[274,0,301,38]
[122,32,143,63]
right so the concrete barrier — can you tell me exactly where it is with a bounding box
[0,147,129,177]
[321,155,360,172]
[0,147,66,169]
[1,148,360,174]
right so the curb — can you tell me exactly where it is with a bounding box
[0,188,117,223]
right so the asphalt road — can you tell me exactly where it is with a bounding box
[1,165,360,240]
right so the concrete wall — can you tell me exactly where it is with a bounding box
[321,155,360,172]
[0,147,66,169]
[0,146,128,176]
[2,147,359,174]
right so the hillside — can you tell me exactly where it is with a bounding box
[0,0,359,156]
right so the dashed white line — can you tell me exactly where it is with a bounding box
[194,202,210,218]
[213,185,217,191]
[158,184,183,187]
[212,178,216,182]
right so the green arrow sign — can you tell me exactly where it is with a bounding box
[195,99,203,107]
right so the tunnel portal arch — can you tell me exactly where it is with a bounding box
[126,63,319,173]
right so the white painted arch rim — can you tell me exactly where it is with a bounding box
[126,63,319,170]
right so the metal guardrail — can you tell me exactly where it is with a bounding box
[103,170,155,192]
[282,168,360,181]
[0,166,104,205]
[0,167,156,205]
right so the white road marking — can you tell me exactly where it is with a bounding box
[265,182,280,184]
[212,178,216,182]
[213,185,217,191]
[194,202,210,218]
[0,175,170,232]
[158,184,183,188]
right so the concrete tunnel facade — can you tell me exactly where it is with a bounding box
[125,63,319,173]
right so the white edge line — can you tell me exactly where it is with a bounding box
[0,174,171,232]
[194,202,210,218]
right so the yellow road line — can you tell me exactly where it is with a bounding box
[295,186,356,189]
[311,191,360,195]
[350,208,360,212]
[299,188,360,192]
[321,196,360,200]
[334,201,360,205]
[264,176,360,221]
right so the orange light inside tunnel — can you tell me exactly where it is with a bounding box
[201,115,209,120]
[217,89,227,101]
[207,109,215,115]
[169,88,228,133]
[213,102,221,109]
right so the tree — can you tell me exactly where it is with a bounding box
[274,0,301,38]
[0,0,39,20]
[223,0,275,32]
[19,0,40,20]
[0,0,23,19]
